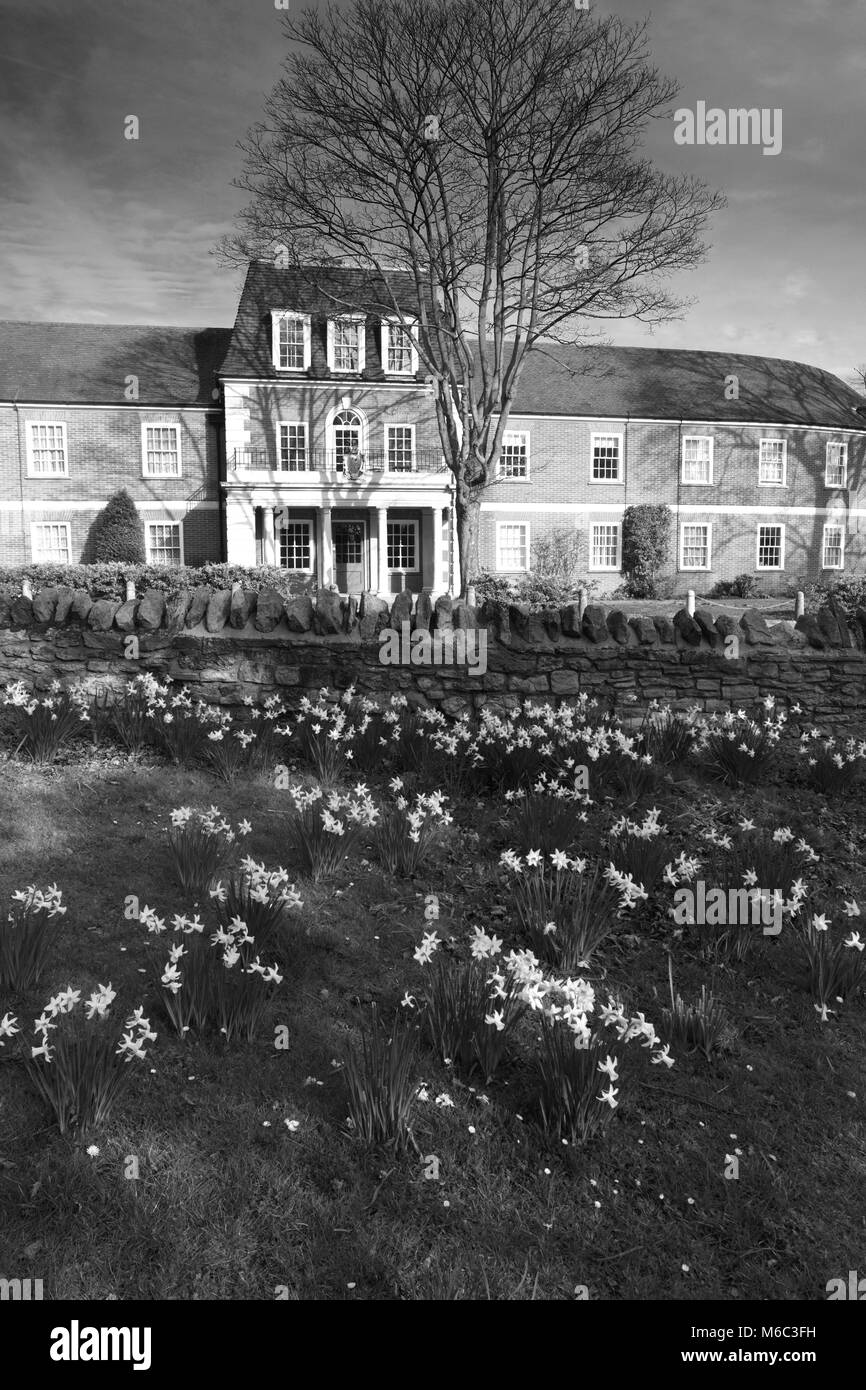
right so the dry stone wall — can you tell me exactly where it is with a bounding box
[1,583,865,734]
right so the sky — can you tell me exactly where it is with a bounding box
[0,0,863,386]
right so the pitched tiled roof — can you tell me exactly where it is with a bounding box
[0,323,231,406]
[220,260,434,379]
[506,345,866,430]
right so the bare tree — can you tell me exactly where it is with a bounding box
[219,0,724,593]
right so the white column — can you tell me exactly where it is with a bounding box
[376,507,389,596]
[263,507,276,566]
[431,506,444,595]
[320,506,333,587]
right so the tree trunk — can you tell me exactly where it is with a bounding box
[454,491,481,598]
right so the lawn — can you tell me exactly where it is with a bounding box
[0,687,864,1302]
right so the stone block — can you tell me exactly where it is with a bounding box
[88,599,119,632]
[185,586,211,628]
[285,595,314,632]
[137,589,166,632]
[205,590,232,633]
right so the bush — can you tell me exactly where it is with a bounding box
[620,505,672,599]
[709,574,760,599]
[805,577,866,623]
[0,561,316,601]
[474,570,597,611]
[90,489,146,564]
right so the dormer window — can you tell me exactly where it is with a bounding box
[327,315,366,373]
[381,318,418,375]
[272,312,311,371]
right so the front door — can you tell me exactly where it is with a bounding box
[332,520,366,592]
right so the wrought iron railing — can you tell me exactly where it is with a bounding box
[231,448,448,475]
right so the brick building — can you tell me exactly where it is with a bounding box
[1,260,864,596]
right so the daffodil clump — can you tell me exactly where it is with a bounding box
[374,780,453,875]
[210,855,303,955]
[0,883,67,990]
[7,984,156,1134]
[292,690,360,786]
[797,728,866,795]
[500,849,644,969]
[3,679,83,763]
[794,897,866,1021]
[506,773,594,857]
[410,920,672,1139]
[166,805,252,898]
[693,694,787,785]
[139,899,288,1043]
[608,805,671,891]
[285,782,379,881]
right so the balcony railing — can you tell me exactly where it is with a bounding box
[231,448,448,476]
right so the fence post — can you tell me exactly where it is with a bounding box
[125,580,136,602]
[687,589,696,616]
[795,591,805,619]
[578,587,588,620]
[466,584,476,608]
[21,579,33,599]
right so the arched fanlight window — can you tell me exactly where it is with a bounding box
[331,408,365,472]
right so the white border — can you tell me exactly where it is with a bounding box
[589,431,623,483]
[327,314,366,374]
[497,430,530,481]
[825,440,848,488]
[681,435,714,486]
[821,522,845,570]
[386,517,420,574]
[495,519,530,572]
[384,422,416,472]
[277,516,315,573]
[380,318,419,376]
[277,420,309,471]
[758,438,787,487]
[756,522,785,570]
[141,421,182,478]
[145,520,184,566]
[30,520,71,563]
[271,311,311,372]
[588,521,622,572]
[679,521,713,570]
[26,421,68,479]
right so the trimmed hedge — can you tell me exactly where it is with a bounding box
[0,563,316,600]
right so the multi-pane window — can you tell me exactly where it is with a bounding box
[498,432,529,479]
[822,525,845,570]
[385,323,415,374]
[757,524,784,569]
[279,521,312,571]
[591,434,621,482]
[27,423,67,476]
[142,425,181,476]
[682,436,713,484]
[590,523,621,570]
[759,439,786,486]
[279,423,308,471]
[826,442,848,487]
[386,425,415,472]
[147,523,182,565]
[387,521,418,571]
[330,318,364,372]
[680,523,711,570]
[273,313,310,370]
[332,409,363,469]
[31,522,70,563]
[496,523,530,570]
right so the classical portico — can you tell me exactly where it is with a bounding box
[223,465,453,596]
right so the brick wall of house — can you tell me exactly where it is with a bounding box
[481,415,866,592]
[233,380,442,465]
[0,405,222,565]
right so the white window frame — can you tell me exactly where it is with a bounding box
[679,522,713,571]
[495,521,531,572]
[384,423,416,472]
[380,318,419,375]
[825,441,848,488]
[278,518,315,573]
[327,314,366,374]
[821,524,845,571]
[497,431,530,480]
[386,519,420,574]
[589,521,622,572]
[758,438,787,487]
[26,422,68,478]
[277,421,309,472]
[30,521,71,563]
[589,431,623,484]
[681,435,714,486]
[145,521,184,566]
[756,523,785,571]
[271,312,312,372]
[141,422,182,478]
